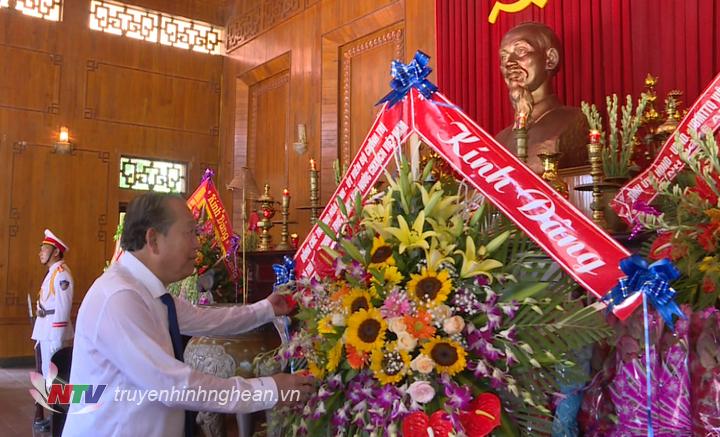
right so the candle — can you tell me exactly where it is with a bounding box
[310,158,317,172]
[513,111,528,130]
[59,126,69,143]
[290,233,299,248]
[589,129,601,145]
[282,188,290,208]
[296,124,306,143]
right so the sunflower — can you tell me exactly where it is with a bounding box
[370,342,411,385]
[407,267,452,307]
[308,360,326,379]
[403,310,436,339]
[369,236,395,268]
[326,341,343,372]
[317,315,336,335]
[346,308,387,353]
[343,288,374,314]
[422,337,467,376]
[383,266,404,284]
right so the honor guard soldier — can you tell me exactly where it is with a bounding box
[31,229,74,377]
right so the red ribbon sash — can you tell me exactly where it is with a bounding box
[612,73,720,222]
[296,98,411,279]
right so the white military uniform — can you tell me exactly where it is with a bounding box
[31,229,74,377]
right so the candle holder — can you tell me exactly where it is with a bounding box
[276,189,292,250]
[582,131,608,228]
[309,158,320,224]
[257,184,276,251]
[513,112,529,163]
[538,152,569,198]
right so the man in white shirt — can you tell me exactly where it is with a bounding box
[63,193,313,437]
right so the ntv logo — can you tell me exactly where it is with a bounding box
[29,363,105,414]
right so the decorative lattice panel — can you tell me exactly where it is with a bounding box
[89,0,224,55]
[119,156,187,194]
[2,0,63,21]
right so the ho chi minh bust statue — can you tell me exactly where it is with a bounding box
[494,22,588,174]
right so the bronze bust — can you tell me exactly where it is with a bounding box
[494,22,588,174]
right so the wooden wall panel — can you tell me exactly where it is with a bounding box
[0,0,226,359]
[0,44,62,114]
[84,61,220,136]
[224,0,436,243]
[320,0,404,198]
[1,142,110,357]
[248,71,290,230]
[340,24,404,168]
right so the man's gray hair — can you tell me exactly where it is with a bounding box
[120,193,184,252]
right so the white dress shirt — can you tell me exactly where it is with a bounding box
[63,252,278,437]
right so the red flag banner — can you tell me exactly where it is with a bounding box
[187,175,235,259]
[612,73,720,223]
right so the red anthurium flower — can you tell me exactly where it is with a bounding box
[697,223,720,252]
[702,275,717,293]
[649,232,673,260]
[459,393,502,437]
[401,411,453,437]
[648,232,688,262]
[692,173,720,206]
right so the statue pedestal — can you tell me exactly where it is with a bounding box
[184,323,281,437]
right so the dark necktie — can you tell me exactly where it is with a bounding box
[160,293,194,437]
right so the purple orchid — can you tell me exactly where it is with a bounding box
[331,404,350,428]
[476,276,490,287]
[440,374,472,409]
[490,368,506,390]
[485,305,504,331]
[629,200,662,240]
[333,257,348,278]
[327,373,343,391]
[500,300,520,320]
[372,384,402,410]
[497,326,518,343]
[468,359,491,378]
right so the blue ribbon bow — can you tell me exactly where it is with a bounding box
[603,255,686,437]
[376,50,438,108]
[272,256,296,289]
[201,168,215,182]
[603,255,685,331]
[271,256,296,372]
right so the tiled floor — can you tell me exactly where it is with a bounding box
[0,366,51,437]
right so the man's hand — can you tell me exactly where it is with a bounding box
[267,292,292,316]
[271,373,315,406]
